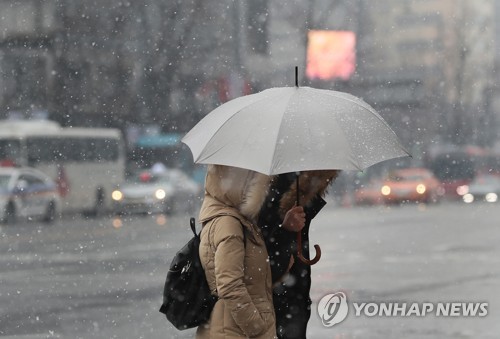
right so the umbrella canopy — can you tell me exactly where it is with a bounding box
[182,86,410,175]
[183,85,410,265]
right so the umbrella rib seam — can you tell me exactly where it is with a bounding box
[268,89,295,175]
[196,93,281,168]
[304,88,364,170]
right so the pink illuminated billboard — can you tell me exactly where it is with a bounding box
[306,30,356,81]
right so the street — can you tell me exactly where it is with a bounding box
[0,201,499,339]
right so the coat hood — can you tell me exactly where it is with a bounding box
[199,165,271,224]
[199,165,339,226]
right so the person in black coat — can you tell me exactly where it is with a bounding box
[258,170,339,339]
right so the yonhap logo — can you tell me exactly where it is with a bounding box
[317,291,489,328]
[317,292,349,327]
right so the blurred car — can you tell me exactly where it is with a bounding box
[462,174,500,203]
[111,168,201,215]
[354,179,384,205]
[381,168,444,204]
[0,166,62,224]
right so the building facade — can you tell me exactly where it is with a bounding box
[240,0,496,152]
[0,0,497,151]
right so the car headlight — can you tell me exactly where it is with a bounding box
[485,193,498,203]
[416,184,426,194]
[381,185,391,196]
[463,193,474,203]
[456,185,469,196]
[112,190,123,201]
[155,189,166,200]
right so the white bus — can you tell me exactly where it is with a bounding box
[0,120,125,215]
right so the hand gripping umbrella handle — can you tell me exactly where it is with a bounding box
[295,172,321,265]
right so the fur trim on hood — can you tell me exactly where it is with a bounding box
[199,165,271,223]
[199,165,340,224]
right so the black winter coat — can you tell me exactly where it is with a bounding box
[258,172,329,339]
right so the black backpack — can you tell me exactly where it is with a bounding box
[159,218,217,330]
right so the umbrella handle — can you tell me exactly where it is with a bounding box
[295,172,321,265]
[296,232,321,265]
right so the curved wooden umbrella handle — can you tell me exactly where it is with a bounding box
[296,232,322,265]
[294,172,321,265]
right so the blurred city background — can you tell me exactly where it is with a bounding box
[1,0,500,157]
[2,2,500,338]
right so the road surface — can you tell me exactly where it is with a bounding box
[1,201,498,338]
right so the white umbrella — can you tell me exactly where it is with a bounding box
[182,84,410,265]
[182,86,409,175]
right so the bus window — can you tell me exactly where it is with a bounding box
[0,139,22,165]
[27,136,120,164]
[73,139,82,161]
[77,138,119,162]
[94,138,119,161]
[27,137,64,164]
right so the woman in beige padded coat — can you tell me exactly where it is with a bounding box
[196,165,305,339]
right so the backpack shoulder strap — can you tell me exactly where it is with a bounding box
[190,217,199,239]
[190,216,245,247]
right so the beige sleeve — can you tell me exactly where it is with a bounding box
[213,216,267,337]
